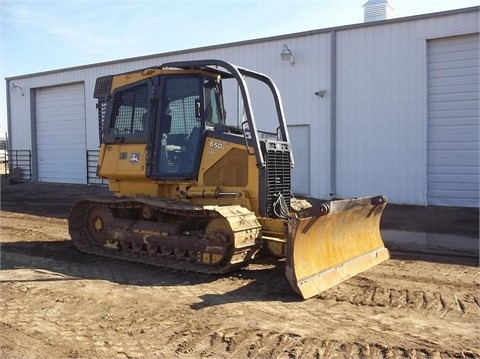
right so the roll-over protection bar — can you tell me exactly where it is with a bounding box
[160,59,293,169]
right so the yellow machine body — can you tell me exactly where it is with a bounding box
[69,60,389,299]
[98,136,260,211]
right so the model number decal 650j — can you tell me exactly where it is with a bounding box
[209,141,224,150]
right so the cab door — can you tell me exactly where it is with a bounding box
[148,75,204,179]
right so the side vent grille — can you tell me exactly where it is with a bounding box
[97,100,108,143]
[265,141,291,218]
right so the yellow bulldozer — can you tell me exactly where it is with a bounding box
[69,59,389,299]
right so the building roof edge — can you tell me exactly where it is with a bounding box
[5,6,479,81]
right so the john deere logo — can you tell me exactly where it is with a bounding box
[129,152,140,164]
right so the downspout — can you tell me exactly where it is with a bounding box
[329,30,337,198]
[5,80,12,155]
[30,88,38,181]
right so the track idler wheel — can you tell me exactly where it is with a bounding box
[85,206,112,245]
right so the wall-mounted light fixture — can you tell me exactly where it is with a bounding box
[10,82,24,96]
[280,44,294,65]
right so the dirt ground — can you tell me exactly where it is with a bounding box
[1,181,479,359]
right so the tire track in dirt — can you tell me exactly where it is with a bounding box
[1,210,479,358]
[316,260,480,321]
[320,283,479,319]
[155,291,480,358]
[2,260,479,359]
[162,322,479,359]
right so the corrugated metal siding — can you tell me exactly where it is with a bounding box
[336,21,427,204]
[35,83,87,183]
[334,11,478,205]
[8,89,32,151]
[288,125,311,195]
[427,33,479,207]
[6,8,479,205]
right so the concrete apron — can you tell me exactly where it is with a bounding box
[382,230,479,258]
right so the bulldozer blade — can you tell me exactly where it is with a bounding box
[285,195,389,299]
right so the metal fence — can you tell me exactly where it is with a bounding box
[87,150,107,185]
[0,150,7,172]
[2,149,107,185]
[2,150,32,181]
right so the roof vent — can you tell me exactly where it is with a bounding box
[363,0,395,22]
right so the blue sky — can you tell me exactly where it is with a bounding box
[1,0,478,136]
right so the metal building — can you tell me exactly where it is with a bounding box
[5,6,479,207]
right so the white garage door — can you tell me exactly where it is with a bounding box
[288,125,310,196]
[427,33,479,207]
[36,83,87,184]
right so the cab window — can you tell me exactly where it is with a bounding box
[157,76,203,176]
[204,80,223,127]
[110,83,149,135]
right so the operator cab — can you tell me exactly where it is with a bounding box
[98,70,225,181]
